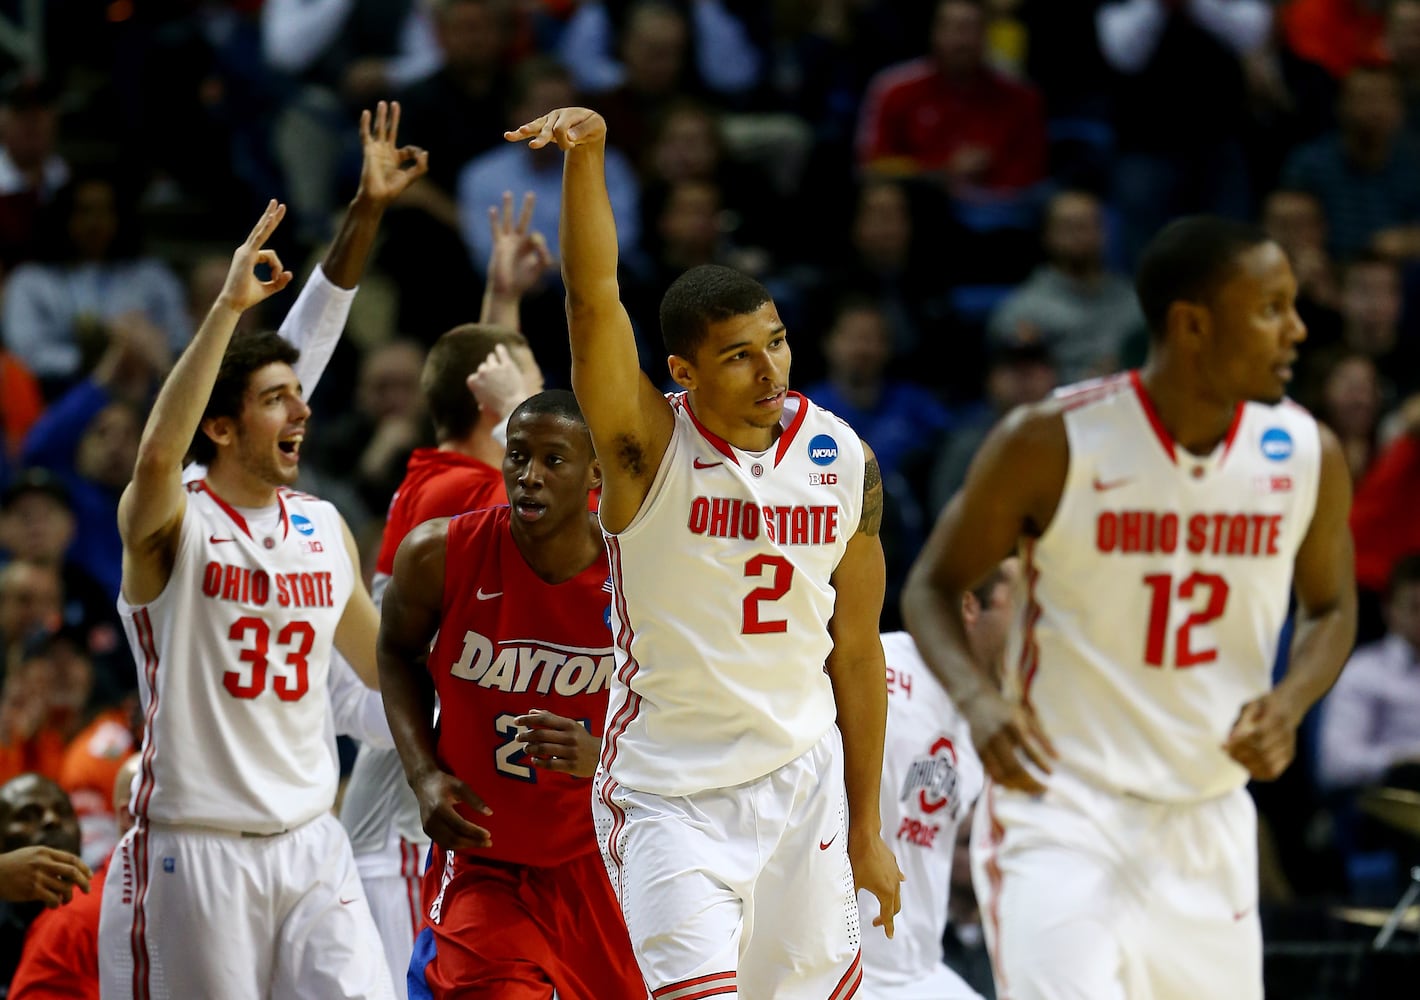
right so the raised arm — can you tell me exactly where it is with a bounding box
[505,108,674,532]
[825,443,902,938]
[285,101,429,397]
[379,518,493,851]
[119,202,293,605]
[1224,424,1357,780]
[901,404,1067,794]
[479,190,553,331]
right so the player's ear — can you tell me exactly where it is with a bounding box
[587,457,603,493]
[201,415,236,451]
[668,354,696,391]
[1165,299,1210,352]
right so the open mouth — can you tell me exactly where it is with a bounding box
[277,433,303,460]
[756,389,785,407]
[513,498,547,522]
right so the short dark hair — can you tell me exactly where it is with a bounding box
[189,331,301,465]
[970,564,1009,608]
[1388,554,1420,599]
[1134,216,1272,340]
[509,389,587,428]
[423,324,529,441]
[658,264,772,359]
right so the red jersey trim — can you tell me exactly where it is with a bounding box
[829,950,863,1000]
[653,970,737,1000]
[1217,402,1247,466]
[1017,541,1042,704]
[674,391,812,468]
[192,480,290,540]
[773,391,810,468]
[1128,371,1178,465]
[678,394,739,463]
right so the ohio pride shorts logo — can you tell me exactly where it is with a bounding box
[808,434,838,467]
[1260,428,1293,462]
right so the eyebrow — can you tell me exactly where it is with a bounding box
[715,324,786,357]
[256,382,301,399]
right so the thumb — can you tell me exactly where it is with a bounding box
[450,777,492,816]
[1226,699,1264,744]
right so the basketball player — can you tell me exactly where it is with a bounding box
[506,107,902,998]
[340,195,550,996]
[861,562,1017,1000]
[378,390,644,998]
[97,202,395,999]
[902,217,1357,1000]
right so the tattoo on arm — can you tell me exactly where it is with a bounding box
[858,456,883,537]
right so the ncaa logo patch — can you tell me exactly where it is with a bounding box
[808,434,838,467]
[291,514,315,536]
[1260,428,1293,462]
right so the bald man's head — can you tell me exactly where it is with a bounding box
[0,773,80,855]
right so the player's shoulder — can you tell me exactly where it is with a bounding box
[1050,372,1135,415]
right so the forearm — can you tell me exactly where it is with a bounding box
[829,656,888,834]
[561,143,621,304]
[901,579,1000,710]
[1274,602,1357,725]
[137,301,245,468]
[322,196,387,289]
[378,646,441,785]
[480,284,520,330]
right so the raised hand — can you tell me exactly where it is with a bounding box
[217,200,294,314]
[414,770,493,852]
[0,845,92,908]
[504,107,607,151]
[487,191,554,298]
[466,343,535,421]
[357,100,430,207]
[514,710,600,778]
[964,688,1056,795]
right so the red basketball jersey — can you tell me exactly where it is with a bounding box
[374,448,505,580]
[428,506,614,866]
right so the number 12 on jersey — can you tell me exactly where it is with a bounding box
[1142,572,1230,668]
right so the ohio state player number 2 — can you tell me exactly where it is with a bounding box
[743,555,793,634]
[1142,572,1230,668]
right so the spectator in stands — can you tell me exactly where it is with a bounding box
[0,77,68,270]
[1315,351,1383,484]
[1351,395,1420,640]
[1336,251,1418,397]
[928,336,1057,514]
[856,0,1046,198]
[1387,0,1420,128]
[56,695,136,871]
[1261,187,1342,320]
[1,173,188,397]
[311,338,428,517]
[0,773,88,991]
[558,0,762,102]
[0,561,60,667]
[1318,555,1420,791]
[457,58,641,275]
[0,628,97,786]
[586,2,697,158]
[1282,64,1420,259]
[987,190,1144,384]
[1097,0,1271,262]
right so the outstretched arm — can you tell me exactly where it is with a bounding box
[380,519,494,851]
[286,100,429,397]
[827,443,903,938]
[901,404,1066,794]
[505,108,674,532]
[120,202,293,604]
[1225,425,1357,780]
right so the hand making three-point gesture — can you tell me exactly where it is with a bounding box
[357,100,429,208]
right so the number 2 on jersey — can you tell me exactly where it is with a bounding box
[742,554,793,634]
[1142,572,1230,668]
[225,617,315,700]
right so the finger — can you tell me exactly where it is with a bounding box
[516,191,535,235]
[1018,731,1054,776]
[515,709,571,729]
[1026,707,1059,758]
[360,108,373,145]
[451,780,493,816]
[388,100,401,144]
[245,200,281,246]
[375,100,387,143]
[504,117,547,142]
[408,148,430,177]
[430,818,491,852]
[530,231,553,267]
[530,756,577,773]
[500,189,514,232]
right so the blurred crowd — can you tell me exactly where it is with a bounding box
[1,0,1419,983]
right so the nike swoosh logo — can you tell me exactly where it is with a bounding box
[339,897,358,905]
[1233,907,1252,921]
[1092,476,1132,492]
[476,588,503,601]
[818,834,837,851]
[210,535,233,544]
[693,458,722,469]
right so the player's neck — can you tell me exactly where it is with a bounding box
[1137,362,1240,457]
[510,511,603,585]
[439,426,503,467]
[204,459,280,509]
[686,393,779,453]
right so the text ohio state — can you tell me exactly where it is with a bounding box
[447,630,614,695]
[687,497,841,544]
[201,561,337,607]
[1096,510,1285,557]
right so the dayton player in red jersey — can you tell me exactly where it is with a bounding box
[903,217,1356,1000]
[378,390,644,999]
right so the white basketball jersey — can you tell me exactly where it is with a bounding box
[600,391,864,795]
[861,632,984,994]
[1013,373,1321,802]
[120,481,356,833]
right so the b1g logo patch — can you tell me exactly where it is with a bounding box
[809,472,838,486]
[808,434,838,467]
[1260,428,1293,462]
[291,514,316,536]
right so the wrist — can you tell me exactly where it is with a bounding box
[348,192,390,218]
